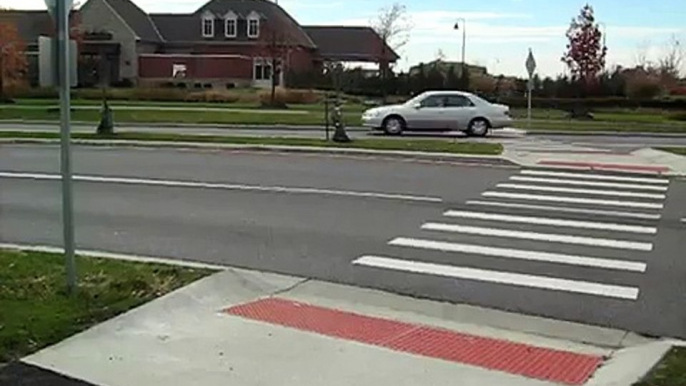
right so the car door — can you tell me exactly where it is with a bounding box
[405,95,445,129]
[444,95,477,130]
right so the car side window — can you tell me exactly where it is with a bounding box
[445,95,474,107]
[419,95,445,108]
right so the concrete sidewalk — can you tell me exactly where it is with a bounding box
[18,266,671,386]
[503,139,686,176]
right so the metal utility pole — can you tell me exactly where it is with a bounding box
[454,18,467,86]
[50,0,77,293]
[599,22,607,51]
[525,48,537,130]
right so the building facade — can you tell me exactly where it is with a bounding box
[3,0,398,88]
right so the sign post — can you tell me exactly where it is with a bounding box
[525,48,536,129]
[46,0,77,294]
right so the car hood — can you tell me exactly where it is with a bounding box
[365,104,404,114]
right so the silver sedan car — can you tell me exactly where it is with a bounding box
[361,91,512,136]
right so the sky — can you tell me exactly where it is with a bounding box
[3,0,685,77]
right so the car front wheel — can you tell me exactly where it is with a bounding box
[467,118,490,137]
[383,116,405,135]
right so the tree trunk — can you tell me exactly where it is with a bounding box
[0,53,5,101]
[380,41,387,103]
[270,57,277,105]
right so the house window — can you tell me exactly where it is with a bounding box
[225,18,237,37]
[254,58,272,80]
[202,16,214,38]
[172,64,187,79]
[247,17,259,38]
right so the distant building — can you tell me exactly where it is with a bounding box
[1,0,399,88]
[409,60,488,78]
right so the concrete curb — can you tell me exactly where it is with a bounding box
[0,137,518,167]
[3,120,686,137]
[0,241,653,351]
[586,341,673,386]
[6,242,672,386]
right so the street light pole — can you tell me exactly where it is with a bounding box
[56,0,76,294]
[454,18,466,88]
[599,22,607,51]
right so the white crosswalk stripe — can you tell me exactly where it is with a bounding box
[389,238,647,272]
[442,210,657,234]
[421,223,654,251]
[496,183,666,199]
[353,168,671,302]
[353,255,640,300]
[482,191,664,209]
[465,200,662,220]
[520,170,670,184]
[509,176,669,192]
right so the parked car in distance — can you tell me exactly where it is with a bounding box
[361,91,512,136]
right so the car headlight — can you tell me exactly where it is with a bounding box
[363,110,381,118]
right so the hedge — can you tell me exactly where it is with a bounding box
[8,87,686,110]
[494,97,686,110]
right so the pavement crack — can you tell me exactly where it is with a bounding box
[270,277,311,297]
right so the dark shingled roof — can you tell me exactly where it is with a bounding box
[0,10,53,43]
[101,0,163,42]
[302,26,399,62]
[151,0,315,48]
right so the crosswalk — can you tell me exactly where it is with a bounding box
[501,138,617,154]
[352,167,671,302]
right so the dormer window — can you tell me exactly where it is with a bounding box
[247,12,259,38]
[202,12,215,38]
[224,11,237,38]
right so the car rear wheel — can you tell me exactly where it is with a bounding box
[383,116,405,135]
[467,118,490,137]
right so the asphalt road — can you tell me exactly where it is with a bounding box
[1,145,685,338]
[4,123,686,149]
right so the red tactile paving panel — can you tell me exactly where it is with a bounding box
[538,160,670,173]
[224,298,604,385]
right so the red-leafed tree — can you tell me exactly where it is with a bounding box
[0,20,27,99]
[562,4,606,85]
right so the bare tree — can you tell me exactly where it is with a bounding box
[371,2,412,100]
[634,40,651,69]
[434,49,446,62]
[258,21,295,106]
[371,3,412,53]
[658,35,684,79]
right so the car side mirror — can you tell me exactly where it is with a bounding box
[412,103,422,109]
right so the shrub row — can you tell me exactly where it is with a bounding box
[9,87,686,110]
[495,97,686,111]
[10,87,324,105]
[258,89,321,105]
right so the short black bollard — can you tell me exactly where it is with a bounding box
[331,103,351,143]
[96,100,114,136]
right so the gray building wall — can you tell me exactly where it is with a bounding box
[79,0,139,81]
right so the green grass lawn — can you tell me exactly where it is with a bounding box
[0,249,213,362]
[514,119,686,133]
[12,98,370,113]
[0,131,503,155]
[657,147,686,155]
[634,348,686,386]
[0,106,365,126]
[3,102,685,132]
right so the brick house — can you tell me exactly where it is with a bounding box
[3,0,398,88]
